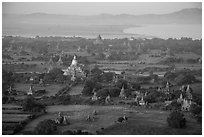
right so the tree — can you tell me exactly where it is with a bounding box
[2,69,14,95]
[175,74,196,85]
[59,95,71,105]
[115,79,128,89]
[100,72,114,82]
[22,96,45,112]
[130,82,141,90]
[96,88,109,98]
[166,100,182,111]
[144,90,165,103]
[190,104,202,115]
[108,87,121,97]
[82,78,102,96]
[167,111,186,128]
[34,119,57,135]
[164,71,177,81]
[43,68,64,83]
[91,65,103,76]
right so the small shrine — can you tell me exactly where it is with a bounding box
[27,85,33,95]
[139,96,145,106]
[119,86,126,98]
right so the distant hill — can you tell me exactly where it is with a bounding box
[2,8,202,37]
[3,8,201,25]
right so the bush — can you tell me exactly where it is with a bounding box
[167,111,186,128]
[34,119,57,135]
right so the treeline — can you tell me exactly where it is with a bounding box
[3,36,202,56]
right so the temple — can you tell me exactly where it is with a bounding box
[63,55,85,77]
[57,55,63,65]
[93,34,103,45]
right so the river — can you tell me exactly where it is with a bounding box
[123,24,202,40]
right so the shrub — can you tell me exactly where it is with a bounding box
[167,111,186,128]
[34,119,57,135]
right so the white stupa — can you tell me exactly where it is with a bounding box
[119,86,126,98]
[71,55,78,66]
[63,55,84,77]
[27,85,33,95]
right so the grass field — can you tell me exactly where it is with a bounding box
[175,63,202,70]
[69,84,84,95]
[20,105,201,135]
[175,52,201,60]
[102,113,201,135]
[189,83,202,95]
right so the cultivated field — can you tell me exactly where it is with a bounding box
[2,104,32,135]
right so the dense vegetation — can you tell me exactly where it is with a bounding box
[167,111,186,128]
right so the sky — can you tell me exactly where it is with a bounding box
[2,2,202,15]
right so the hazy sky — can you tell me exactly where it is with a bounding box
[2,2,202,15]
